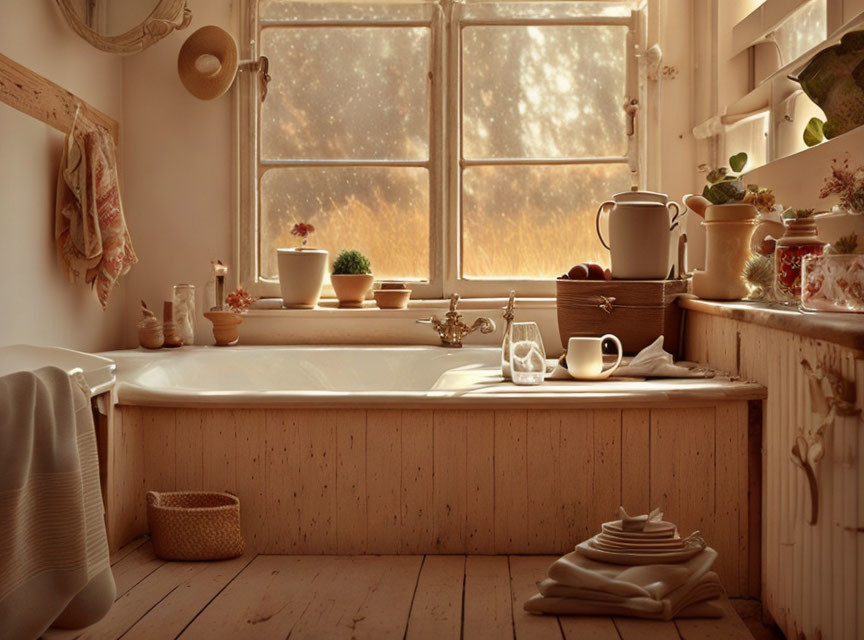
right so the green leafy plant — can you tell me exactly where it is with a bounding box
[794,30,864,147]
[828,233,860,255]
[702,152,777,209]
[782,208,816,220]
[332,249,372,275]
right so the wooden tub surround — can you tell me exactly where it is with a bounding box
[107,377,764,600]
[682,298,864,640]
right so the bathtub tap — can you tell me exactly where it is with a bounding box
[417,293,496,348]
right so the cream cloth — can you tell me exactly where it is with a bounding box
[55,113,137,309]
[0,367,114,640]
[525,572,724,619]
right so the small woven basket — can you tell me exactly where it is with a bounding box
[146,491,245,561]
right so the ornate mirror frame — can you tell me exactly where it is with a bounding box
[55,0,192,54]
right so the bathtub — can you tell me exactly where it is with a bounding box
[100,345,762,408]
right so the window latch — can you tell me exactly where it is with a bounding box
[624,98,639,137]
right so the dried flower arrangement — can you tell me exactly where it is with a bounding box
[819,158,864,214]
[782,208,817,220]
[225,286,257,313]
[291,222,316,246]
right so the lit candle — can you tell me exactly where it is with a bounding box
[212,260,228,311]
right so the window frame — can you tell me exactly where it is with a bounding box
[237,0,646,300]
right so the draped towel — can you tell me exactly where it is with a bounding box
[55,113,136,309]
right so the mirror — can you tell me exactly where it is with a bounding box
[55,0,192,54]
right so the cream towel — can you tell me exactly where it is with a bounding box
[526,572,724,620]
[546,547,717,600]
[55,113,137,309]
[0,367,114,640]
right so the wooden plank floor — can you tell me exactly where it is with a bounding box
[42,539,754,640]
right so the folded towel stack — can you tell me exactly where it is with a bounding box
[524,507,724,620]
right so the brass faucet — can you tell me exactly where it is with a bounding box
[417,293,496,347]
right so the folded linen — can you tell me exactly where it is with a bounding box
[527,571,724,620]
[547,547,717,601]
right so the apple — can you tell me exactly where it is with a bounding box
[567,264,589,280]
[603,268,612,280]
[585,262,605,280]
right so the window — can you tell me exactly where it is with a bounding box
[240,0,643,299]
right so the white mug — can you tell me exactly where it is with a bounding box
[566,334,624,380]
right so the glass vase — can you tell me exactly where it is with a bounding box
[172,284,197,346]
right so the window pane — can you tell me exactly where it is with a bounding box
[260,0,435,22]
[724,114,769,171]
[773,0,826,63]
[261,27,431,160]
[461,164,632,278]
[462,1,634,21]
[260,167,429,281]
[463,25,629,159]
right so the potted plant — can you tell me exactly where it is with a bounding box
[204,286,257,346]
[693,153,769,300]
[277,222,328,309]
[815,158,864,249]
[330,249,373,308]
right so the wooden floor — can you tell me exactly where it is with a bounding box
[43,538,755,640]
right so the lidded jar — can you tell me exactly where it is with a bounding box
[775,215,825,303]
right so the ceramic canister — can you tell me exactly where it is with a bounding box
[596,191,681,279]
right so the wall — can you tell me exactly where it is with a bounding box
[120,0,235,347]
[0,0,124,351]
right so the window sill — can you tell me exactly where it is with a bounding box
[237,297,564,353]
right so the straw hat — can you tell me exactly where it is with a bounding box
[177,26,238,100]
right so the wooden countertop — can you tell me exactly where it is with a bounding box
[679,296,864,353]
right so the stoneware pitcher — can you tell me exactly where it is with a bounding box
[595,191,682,279]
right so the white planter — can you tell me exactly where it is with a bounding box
[276,248,328,309]
[814,210,864,249]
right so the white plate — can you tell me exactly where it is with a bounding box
[577,539,703,565]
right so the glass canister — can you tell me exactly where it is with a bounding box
[775,217,825,303]
[801,254,864,312]
[172,284,196,345]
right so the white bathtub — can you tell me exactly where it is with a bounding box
[100,345,761,408]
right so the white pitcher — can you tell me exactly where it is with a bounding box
[595,191,682,279]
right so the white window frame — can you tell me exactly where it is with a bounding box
[236,0,646,300]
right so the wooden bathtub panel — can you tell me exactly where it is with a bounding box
[112,403,758,596]
[493,409,529,554]
[336,408,367,554]
[400,410,434,553]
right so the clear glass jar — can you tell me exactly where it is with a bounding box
[801,254,864,313]
[172,284,196,345]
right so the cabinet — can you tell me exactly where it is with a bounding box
[684,300,863,640]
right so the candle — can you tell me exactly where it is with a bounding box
[212,260,228,311]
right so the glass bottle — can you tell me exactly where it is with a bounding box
[775,217,825,303]
[172,284,196,346]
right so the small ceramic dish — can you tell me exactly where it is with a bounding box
[577,539,703,565]
[374,288,412,309]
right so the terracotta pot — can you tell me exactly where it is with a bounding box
[204,311,243,346]
[692,203,758,300]
[374,288,411,309]
[277,248,328,309]
[331,274,374,308]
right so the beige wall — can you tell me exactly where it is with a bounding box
[0,0,124,351]
[119,0,235,347]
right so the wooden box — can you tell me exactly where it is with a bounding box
[556,278,690,356]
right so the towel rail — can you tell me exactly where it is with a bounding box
[0,52,119,143]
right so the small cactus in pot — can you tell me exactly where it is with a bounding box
[331,250,374,308]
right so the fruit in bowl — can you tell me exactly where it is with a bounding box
[560,262,612,281]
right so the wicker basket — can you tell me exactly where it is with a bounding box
[146,491,245,561]
[556,278,690,356]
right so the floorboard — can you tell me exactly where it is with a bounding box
[40,553,758,640]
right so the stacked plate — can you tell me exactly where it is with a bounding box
[577,514,706,565]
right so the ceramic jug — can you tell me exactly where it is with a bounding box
[595,191,682,279]
[691,203,757,300]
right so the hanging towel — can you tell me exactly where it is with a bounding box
[55,113,137,309]
[0,367,115,640]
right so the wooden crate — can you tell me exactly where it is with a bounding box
[556,278,690,356]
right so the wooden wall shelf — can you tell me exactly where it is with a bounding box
[0,52,119,143]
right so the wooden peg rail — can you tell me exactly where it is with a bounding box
[0,52,119,143]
